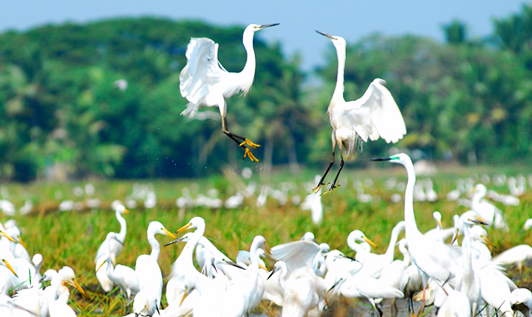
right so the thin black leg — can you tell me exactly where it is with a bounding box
[311,150,335,194]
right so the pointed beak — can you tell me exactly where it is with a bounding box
[96,260,107,273]
[2,259,17,277]
[436,219,444,230]
[316,30,335,40]
[328,278,343,293]
[165,236,188,247]
[163,228,177,239]
[175,223,193,235]
[123,208,130,214]
[259,263,268,271]
[0,231,16,243]
[363,236,377,248]
[451,228,460,245]
[473,216,488,226]
[481,235,494,251]
[260,23,279,29]
[371,156,392,162]
[68,279,86,296]
[17,236,28,249]
[267,267,277,280]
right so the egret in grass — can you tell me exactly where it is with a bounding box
[312,31,406,195]
[371,153,463,313]
[133,221,176,315]
[180,23,279,162]
[94,204,129,292]
[471,183,508,230]
[96,232,140,301]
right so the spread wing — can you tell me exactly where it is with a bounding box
[344,78,407,143]
[179,37,226,105]
[271,240,320,275]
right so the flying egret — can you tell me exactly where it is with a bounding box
[133,221,176,314]
[180,23,279,162]
[94,204,129,292]
[312,31,406,195]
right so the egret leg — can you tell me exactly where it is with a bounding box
[221,115,260,162]
[311,150,335,194]
[322,154,344,196]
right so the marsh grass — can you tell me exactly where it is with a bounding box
[3,165,532,316]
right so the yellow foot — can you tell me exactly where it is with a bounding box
[243,148,259,163]
[321,185,340,196]
[239,139,260,149]
[310,182,330,194]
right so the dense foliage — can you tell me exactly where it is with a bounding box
[1,5,532,182]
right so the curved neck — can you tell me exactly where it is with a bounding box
[116,211,127,242]
[403,161,420,239]
[384,225,404,262]
[181,226,205,268]
[148,234,161,261]
[329,44,346,115]
[240,30,256,93]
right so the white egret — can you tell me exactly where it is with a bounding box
[133,221,176,314]
[348,222,405,279]
[0,258,19,295]
[371,153,463,309]
[96,232,140,301]
[271,240,331,316]
[180,23,279,162]
[312,31,406,195]
[471,183,508,230]
[94,204,129,292]
[165,217,209,306]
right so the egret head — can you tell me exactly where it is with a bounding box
[347,230,376,251]
[371,153,412,166]
[246,23,280,33]
[148,221,177,239]
[433,211,443,229]
[116,204,129,215]
[316,30,346,49]
[58,266,86,296]
[176,217,205,235]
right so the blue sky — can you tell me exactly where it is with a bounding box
[0,0,528,71]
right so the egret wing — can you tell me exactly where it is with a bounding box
[344,78,406,143]
[271,241,320,274]
[180,37,225,104]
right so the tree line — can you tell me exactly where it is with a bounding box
[1,5,532,182]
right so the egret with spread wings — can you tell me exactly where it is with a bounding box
[312,31,407,195]
[180,23,279,162]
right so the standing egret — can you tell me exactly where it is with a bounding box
[180,23,279,162]
[312,31,406,195]
[94,204,129,292]
[371,153,463,313]
[471,183,508,230]
[133,221,176,314]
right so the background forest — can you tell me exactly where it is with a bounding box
[1,5,532,182]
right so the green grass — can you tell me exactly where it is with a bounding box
[2,164,532,316]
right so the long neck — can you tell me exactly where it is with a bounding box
[116,211,127,242]
[461,225,473,293]
[403,161,421,239]
[148,233,161,261]
[328,44,346,115]
[239,30,256,94]
[182,227,205,269]
[384,226,403,263]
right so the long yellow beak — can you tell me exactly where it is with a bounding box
[436,219,443,230]
[0,231,16,243]
[451,228,460,245]
[2,259,17,277]
[176,223,193,235]
[96,260,107,273]
[123,208,130,214]
[68,279,86,296]
[180,290,188,306]
[259,263,268,271]
[363,236,377,248]
[17,236,27,249]
[163,228,177,239]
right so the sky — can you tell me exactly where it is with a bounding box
[0,0,528,71]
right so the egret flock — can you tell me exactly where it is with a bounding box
[0,23,530,317]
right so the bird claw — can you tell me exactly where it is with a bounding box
[310,182,330,194]
[239,139,260,149]
[243,148,259,163]
[321,184,340,196]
